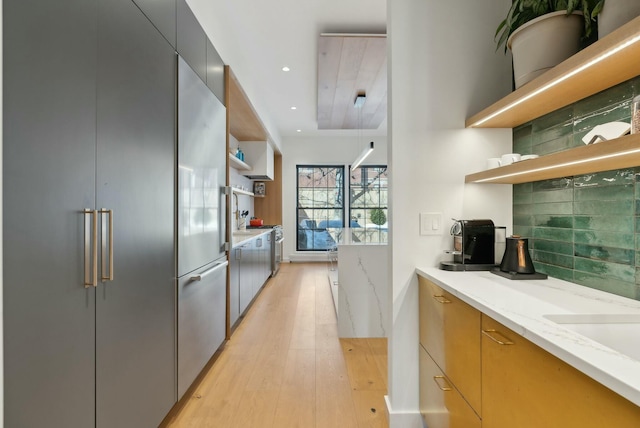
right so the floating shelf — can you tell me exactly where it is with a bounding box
[228,153,251,171]
[465,133,640,184]
[229,186,254,197]
[466,16,640,129]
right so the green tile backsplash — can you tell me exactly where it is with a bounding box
[512,76,640,300]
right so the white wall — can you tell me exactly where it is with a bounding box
[387,0,512,425]
[281,135,388,261]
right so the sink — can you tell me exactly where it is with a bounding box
[544,313,640,361]
[544,314,640,324]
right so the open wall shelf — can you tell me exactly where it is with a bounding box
[229,153,251,171]
[466,16,640,129]
[465,133,640,184]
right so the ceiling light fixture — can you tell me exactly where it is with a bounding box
[291,106,297,110]
[282,66,290,72]
[352,141,375,170]
[352,93,374,170]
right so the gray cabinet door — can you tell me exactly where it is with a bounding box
[177,0,207,82]
[96,0,176,426]
[206,38,225,103]
[229,247,241,326]
[239,243,253,314]
[3,1,98,426]
[177,259,228,399]
[132,0,176,47]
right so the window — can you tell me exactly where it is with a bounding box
[349,166,388,243]
[296,166,345,251]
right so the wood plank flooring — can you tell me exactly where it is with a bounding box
[162,262,388,428]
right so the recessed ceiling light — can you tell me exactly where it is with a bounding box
[282,66,290,72]
[291,106,297,110]
[297,129,302,133]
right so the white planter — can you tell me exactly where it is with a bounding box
[508,11,583,89]
[598,0,640,39]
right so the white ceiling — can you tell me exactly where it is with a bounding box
[186,0,387,147]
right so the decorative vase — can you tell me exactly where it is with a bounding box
[508,11,583,89]
[598,0,640,39]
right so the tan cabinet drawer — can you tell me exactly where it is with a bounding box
[419,345,481,428]
[481,314,640,428]
[418,276,481,413]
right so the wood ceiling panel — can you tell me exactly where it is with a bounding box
[317,34,387,130]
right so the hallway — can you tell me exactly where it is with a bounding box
[163,262,389,427]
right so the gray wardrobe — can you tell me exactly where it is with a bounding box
[4,0,178,426]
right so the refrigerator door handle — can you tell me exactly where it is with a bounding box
[83,209,98,288]
[190,260,229,282]
[99,209,114,281]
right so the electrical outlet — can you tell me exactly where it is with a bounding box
[420,212,442,236]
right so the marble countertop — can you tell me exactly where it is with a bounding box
[335,227,388,246]
[231,228,272,247]
[416,267,640,407]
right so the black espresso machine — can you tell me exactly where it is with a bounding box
[440,219,497,271]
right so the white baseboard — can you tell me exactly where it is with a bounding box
[385,396,423,428]
[287,252,330,263]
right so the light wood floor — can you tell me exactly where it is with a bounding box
[162,262,389,428]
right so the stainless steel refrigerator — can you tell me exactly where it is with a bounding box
[177,56,228,399]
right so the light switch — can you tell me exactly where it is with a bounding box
[420,212,442,236]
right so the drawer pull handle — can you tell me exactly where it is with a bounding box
[433,376,453,391]
[432,295,452,304]
[482,329,514,345]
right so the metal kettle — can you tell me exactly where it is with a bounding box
[500,236,535,274]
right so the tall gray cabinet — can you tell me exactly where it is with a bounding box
[4,0,177,426]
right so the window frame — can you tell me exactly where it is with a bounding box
[296,165,345,251]
[348,165,388,244]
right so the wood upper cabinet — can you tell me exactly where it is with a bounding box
[418,277,481,418]
[481,315,640,428]
[420,346,481,428]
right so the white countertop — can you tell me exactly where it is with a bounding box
[231,228,272,247]
[416,267,640,407]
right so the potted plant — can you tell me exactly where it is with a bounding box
[597,0,640,39]
[496,0,602,88]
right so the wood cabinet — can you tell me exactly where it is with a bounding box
[418,277,481,424]
[4,0,176,426]
[419,346,481,428]
[481,315,640,428]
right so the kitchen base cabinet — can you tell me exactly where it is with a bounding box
[419,346,481,428]
[418,276,481,415]
[229,247,242,327]
[482,315,640,428]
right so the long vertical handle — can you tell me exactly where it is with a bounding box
[100,209,114,281]
[83,209,98,288]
